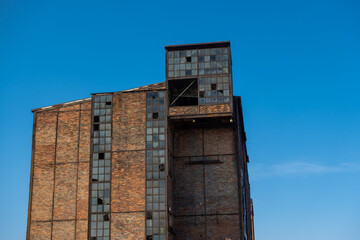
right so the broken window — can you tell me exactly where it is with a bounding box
[91,94,112,240]
[211,83,217,90]
[146,211,153,219]
[169,78,198,106]
[198,76,231,104]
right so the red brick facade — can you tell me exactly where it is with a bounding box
[27,41,254,240]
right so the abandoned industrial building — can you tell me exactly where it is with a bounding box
[27,41,255,240]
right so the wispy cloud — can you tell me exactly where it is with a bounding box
[250,161,360,180]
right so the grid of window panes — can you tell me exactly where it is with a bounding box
[167,50,198,78]
[198,48,228,76]
[198,76,231,104]
[90,95,112,240]
[146,91,167,240]
[167,47,229,78]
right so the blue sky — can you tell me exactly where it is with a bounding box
[1,0,359,239]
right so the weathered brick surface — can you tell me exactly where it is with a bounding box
[29,221,51,240]
[80,101,91,110]
[56,110,79,164]
[79,108,91,162]
[172,126,240,239]
[53,163,77,220]
[204,127,234,155]
[169,106,197,116]
[34,110,58,145]
[111,212,145,240]
[112,92,146,151]
[174,128,203,157]
[29,101,91,240]
[31,164,54,221]
[199,103,231,114]
[206,215,240,240]
[173,158,205,215]
[59,104,80,112]
[34,145,56,165]
[112,151,146,212]
[76,162,89,220]
[169,103,231,117]
[52,220,75,240]
[205,155,239,214]
[173,216,206,239]
[76,219,88,240]
[34,111,57,165]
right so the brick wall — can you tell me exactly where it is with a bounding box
[28,102,91,240]
[169,103,231,117]
[111,92,146,239]
[172,126,240,240]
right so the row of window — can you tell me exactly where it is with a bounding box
[167,48,229,78]
[167,48,228,58]
[90,95,112,239]
[146,92,167,240]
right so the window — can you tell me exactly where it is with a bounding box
[91,95,112,240]
[168,78,198,106]
[198,76,230,104]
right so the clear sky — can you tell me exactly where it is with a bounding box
[1,0,359,239]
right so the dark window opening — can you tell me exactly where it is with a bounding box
[211,84,217,90]
[186,56,192,62]
[210,55,216,61]
[147,236,153,240]
[159,164,165,171]
[97,198,103,205]
[99,153,104,159]
[146,211,153,219]
[103,214,109,221]
[200,91,205,98]
[94,124,99,131]
[152,112,158,119]
[217,90,224,96]
[106,101,111,105]
[94,116,99,122]
[169,78,198,106]
[92,178,98,181]
[91,237,97,240]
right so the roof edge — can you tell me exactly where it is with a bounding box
[165,41,230,50]
[31,97,91,113]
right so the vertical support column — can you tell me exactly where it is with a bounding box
[89,95,113,240]
[145,91,167,240]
